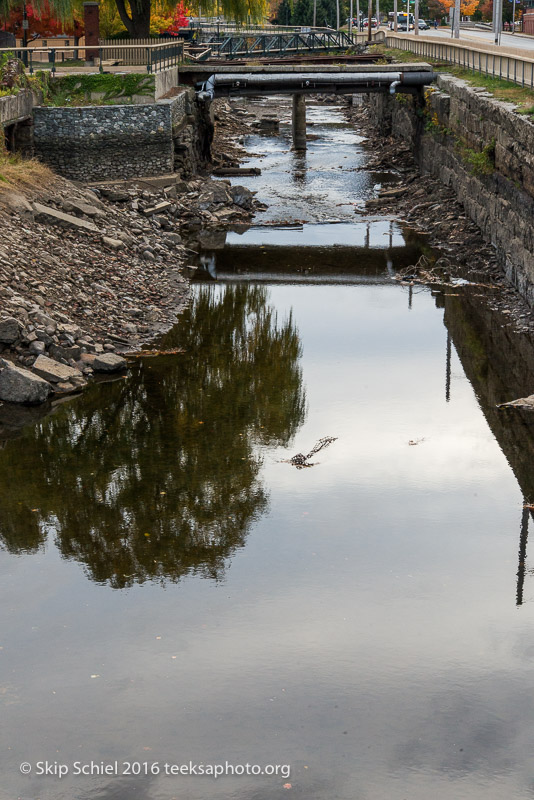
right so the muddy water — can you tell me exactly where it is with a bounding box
[2,99,534,800]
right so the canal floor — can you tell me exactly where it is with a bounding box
[2,99,534,800]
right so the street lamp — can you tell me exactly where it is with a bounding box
[21,3,29,66]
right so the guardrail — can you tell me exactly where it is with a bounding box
[0,41,184,74]
[385,33,534,87]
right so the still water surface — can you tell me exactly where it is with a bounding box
[2,99,534,800]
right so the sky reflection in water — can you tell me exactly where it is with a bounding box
[1,100,534,800]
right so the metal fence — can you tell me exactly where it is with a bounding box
[98,37,182,66]
[385,33,534,88]
[0,41,184,73]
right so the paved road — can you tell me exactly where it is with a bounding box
[394,26,534,52]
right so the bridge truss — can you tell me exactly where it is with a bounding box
[207,30,357,60]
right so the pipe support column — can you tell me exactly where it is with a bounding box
[292,93,306,150]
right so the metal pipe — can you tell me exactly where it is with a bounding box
[198,70,436,100]
[389,79,401,94]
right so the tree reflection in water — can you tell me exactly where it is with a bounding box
[0,284,306,588]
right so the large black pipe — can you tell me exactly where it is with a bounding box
[198,70,436,100]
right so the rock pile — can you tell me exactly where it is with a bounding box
[0,140,262,405]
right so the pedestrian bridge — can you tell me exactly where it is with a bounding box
[191,64,436,150]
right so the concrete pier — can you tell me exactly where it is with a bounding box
[292,94,306,151]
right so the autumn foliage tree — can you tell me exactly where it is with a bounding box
[439,0,480,14]
[1,0,268,39]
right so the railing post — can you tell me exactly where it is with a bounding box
[147,46,151,73]
[51,48,56,74]
[99,47,103,73]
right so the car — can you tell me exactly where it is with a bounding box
[363,17,378,28]
[418,19,429,29]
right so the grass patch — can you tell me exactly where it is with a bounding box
[0,148,55,193]
[42,73,155,106]
[459,137,496,176]
[370,45,534,109]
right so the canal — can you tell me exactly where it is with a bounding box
[2,97,534,800]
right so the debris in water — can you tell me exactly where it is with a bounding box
[282,436,337,469]
[497,395,534,410]
[408,438,426,446]
[125,348,185,359]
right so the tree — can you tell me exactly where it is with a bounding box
[0,283,306,589]
[1,0,269,40]
[439,0,479,14]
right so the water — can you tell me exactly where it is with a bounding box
[2,99,534,800]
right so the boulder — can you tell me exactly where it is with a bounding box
[102,236,125,250]
[49,344,82,362]
[0,360,51,405]
[28,340,46,356]
[0,317,21,344]
[2,191,34,221]
[229,185,254,210]
[32,355,83,384]
[92,353,127,373]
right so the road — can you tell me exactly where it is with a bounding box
[393,25,534,52]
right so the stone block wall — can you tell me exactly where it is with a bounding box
[369,76,534,306]
[32,88,210,181]
[33,103,174,181]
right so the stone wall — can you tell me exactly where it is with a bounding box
[33,87,212,181]
[369,76,534,306]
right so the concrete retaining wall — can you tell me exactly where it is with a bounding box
[0,90,36,128]
[369,75,534,306]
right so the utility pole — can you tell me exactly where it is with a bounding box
[349,0,353,38]
[394,0,398,31]
[494,0,502,42]
[337,0,340,30]
[357,0,360,30]
[376,0,380,30]
[453,0,460,37]
[367,0,372,40]
[414,0,419,34]
[313,0,317,26]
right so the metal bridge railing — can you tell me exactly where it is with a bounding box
[0,41,184,74]
[385,33,534,88]
[213,29,368,59]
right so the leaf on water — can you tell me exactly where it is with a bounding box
[283,783,292,790]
